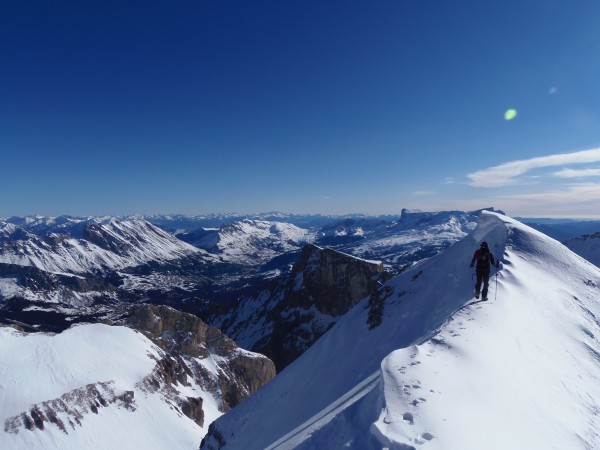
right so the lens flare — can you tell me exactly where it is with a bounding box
[504,109,517,120]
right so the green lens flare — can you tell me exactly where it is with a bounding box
[504,109,517,120]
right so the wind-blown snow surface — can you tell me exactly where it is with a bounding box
[0,324,217,449]
[201,212,600,450]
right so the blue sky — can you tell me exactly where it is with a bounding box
[2,1,600,217]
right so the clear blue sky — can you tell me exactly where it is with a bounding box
[2,0,600,217]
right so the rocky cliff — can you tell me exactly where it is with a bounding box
[111,304,276,414]
[209,244,391,371]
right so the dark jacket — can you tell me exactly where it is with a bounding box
[470,248,497,272]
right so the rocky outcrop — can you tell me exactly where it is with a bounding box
[288,244,386,315]
[123,304,238,357]
[210,244,391,371]
[4,381,136,435]
[0,320,273,447]
[113,304,276,413]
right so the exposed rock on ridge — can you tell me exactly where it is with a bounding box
[4,381,135,435]
[210,244,390,371]
[112,304,276,413]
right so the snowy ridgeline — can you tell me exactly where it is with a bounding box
[201,212,600,450]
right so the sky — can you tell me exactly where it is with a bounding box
[1,0,600,218]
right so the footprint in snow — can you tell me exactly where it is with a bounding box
[402,412,414,424]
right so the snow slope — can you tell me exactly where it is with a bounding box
[0,323,216,450]
[201,212,600,450]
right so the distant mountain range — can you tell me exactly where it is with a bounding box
[0,209,488,332]
[563,231,600,267]
[518,217,600,241]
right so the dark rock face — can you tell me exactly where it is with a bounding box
[212,244,391,371]
[124,304,238,358]
[113,304,276,413]
[290,244,386,316]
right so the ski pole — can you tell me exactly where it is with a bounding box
[494,267,499,301]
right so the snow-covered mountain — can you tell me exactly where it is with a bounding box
[201,212,600,450]
[0,304,274,450]
[564,231,600,268]
[144,213,402,234]
[0,217,213,275]
[178,219,313,266]
[0,217,224,324]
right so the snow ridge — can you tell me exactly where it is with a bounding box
[201,212,600,450]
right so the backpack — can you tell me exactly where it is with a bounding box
[477,250,490,265]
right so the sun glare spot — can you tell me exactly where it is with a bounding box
[504,109,518,121]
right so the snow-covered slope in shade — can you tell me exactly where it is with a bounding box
[564,231,600,268]
[0,324,210,449]
[0,218,212,275]
[180,219,313,265]
[201,212,600,450]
